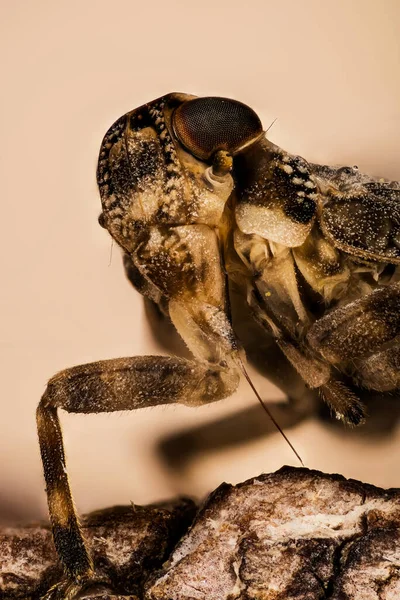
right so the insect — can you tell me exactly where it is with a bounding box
[37,93,400,598]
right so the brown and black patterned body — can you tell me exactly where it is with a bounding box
[37,93,400,599]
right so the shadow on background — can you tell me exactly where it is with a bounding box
[0,491,44,526]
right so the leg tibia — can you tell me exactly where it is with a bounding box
[277,340,366,426]
[36,405,93,581]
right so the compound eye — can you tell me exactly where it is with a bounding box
[172,97,263,161]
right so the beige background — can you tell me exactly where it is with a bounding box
[1,0,400,524]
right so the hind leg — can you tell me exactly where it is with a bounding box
[307,283,400,365]
[354,343,400,392]
[306,283,400,420]
[245,285,366,425]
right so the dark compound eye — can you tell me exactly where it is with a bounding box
[98,212,107,228]
[172,97,263,161]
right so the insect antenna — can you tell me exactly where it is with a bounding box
[265,117,278,135]
[238,358,304,466]
[108,238,114,267]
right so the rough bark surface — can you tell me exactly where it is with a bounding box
[0,499,196,600]
[2,467,400,599]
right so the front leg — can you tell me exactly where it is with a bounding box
[37,222,242,597]
[37,355,239,597]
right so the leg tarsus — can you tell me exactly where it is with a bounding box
[319,379,366,426]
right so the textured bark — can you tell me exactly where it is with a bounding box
[0,500,196,600]
[2,468,400,599]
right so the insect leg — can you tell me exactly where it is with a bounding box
[307,282,400,364]
[37,355,239,587]
[354,342,400,392]
[247,289,366,425]
[303,282,400,421]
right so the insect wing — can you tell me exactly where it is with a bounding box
[320,182,400,264]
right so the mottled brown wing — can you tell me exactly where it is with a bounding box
[320,183,400,264]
